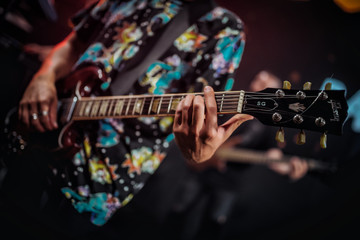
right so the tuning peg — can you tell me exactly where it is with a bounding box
[320,132,327,149]
[296,130,306,145]
[325,82,332,90]
[283,81,291,90]
[303,82,312,90]
[275,127,285,143]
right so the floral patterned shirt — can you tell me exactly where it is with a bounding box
[56,0,245,226]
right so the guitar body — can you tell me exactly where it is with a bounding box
[2,64,109,161]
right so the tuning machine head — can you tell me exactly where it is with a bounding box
[275,127,285,143]
[303,82,312,90]
[283,81,291,90]
[320,132,327,149]
[324,82,332,90]
[296,130,306,145]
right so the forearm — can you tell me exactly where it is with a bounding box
[19,32,89,131]
[34,31,88,83]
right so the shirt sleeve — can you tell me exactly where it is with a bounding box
[192,8,246,93]
[70,0,111,44]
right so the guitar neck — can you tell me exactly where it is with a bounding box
[70,91,246,120]
[215,148,336,172]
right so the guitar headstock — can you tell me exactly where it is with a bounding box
[241,82,348,148]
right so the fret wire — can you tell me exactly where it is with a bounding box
[167,95,173,114]
[157,96,163,114]
[219,93,224,112]
[125,98,131,115]
[85,101,93,117]
[112,99,118,116]
[107,99,114,116]
[148,96,154,115]
[98,99,105,116]
[132,98,138,115]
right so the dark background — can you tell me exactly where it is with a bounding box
[0,0,359,239]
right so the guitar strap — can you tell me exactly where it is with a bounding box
[110,0,216,95]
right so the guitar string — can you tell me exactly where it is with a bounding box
[73,102,317,119]
[73,98,320,115]
[72,90,326,117]
[76,94,323,105]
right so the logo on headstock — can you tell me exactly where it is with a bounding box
[289,103,306,112]
[328,100,341,122]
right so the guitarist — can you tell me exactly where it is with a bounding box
[3,0,252,238]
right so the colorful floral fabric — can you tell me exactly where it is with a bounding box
[55,0,245,226]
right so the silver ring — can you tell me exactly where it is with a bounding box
[41,110,49,116]
[31,113,38,120]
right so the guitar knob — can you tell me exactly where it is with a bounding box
[296,91,306,99]
[296,130,306,145]
[320,132,327,149]
[315,117,326,127]
[293,114,304,124]
[325,82,332,90]
[272,112,282,122]
[303,82,312,90]
[283,81,291,90]
[275,127,285,143]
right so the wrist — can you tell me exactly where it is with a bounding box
[32,69,57,84]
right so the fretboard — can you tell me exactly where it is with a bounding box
[71,91,245,120]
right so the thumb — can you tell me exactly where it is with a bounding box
[220,114,254,140]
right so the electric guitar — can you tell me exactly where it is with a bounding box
[215,148,337,172]
[2,64,348,161]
